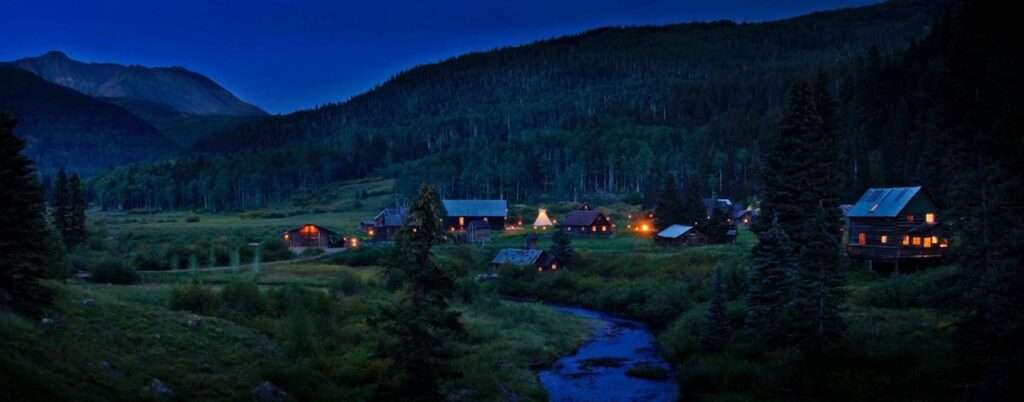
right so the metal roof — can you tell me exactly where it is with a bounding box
[442,200,507,217]
[375,208,407,227]
[491,248,544,266]
[560,210,603,226]
[657,224,695,239]
[847,186,922,218]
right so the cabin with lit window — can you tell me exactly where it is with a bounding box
[732,207,756,226]
[559,210,613,236]
[365,207,408,242]
[282,224,344,250]
[846,186,948,263]
[442,200,507,232]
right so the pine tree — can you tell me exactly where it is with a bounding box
[375,184,464,402]
[65,174,87,248]
[681,173,708,227]
[549,228,577,269]
[701,267,732,353]
[51,168,69,240]
[789,206,846,352]
[808,72,844,236]
[654,175,683,230]
[0,113,54,316]
[745,217,797,346]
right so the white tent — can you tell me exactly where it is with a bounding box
[533,208,553,229]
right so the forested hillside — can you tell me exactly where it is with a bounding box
[0,67,177,174]
[94,0,953,210]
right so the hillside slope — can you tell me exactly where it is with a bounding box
[9,51,266,117]
[0,67,177,174]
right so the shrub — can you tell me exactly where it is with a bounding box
[185,215,200,223]
[88,260,140,285]
[260,239,293,262]
[220,280,268,315]
[858,266,960,308]
[169,282,220,315]
[329,271,366,298]
[329,247,388,267]
[132,253,168,271]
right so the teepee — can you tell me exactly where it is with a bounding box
[533,208,553,229]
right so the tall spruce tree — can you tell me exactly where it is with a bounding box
[549,228,577,269]
[701,267,732,353]
[758,81,821,243]
[789,206,846,352]
[51,168,69,239]
[376,184,464,402]
[654,175,684,229]
[681,174,709,227]
[0,113,54,316]
[745,217,797,346]
[65,174,87,249]
[809,72,844,236]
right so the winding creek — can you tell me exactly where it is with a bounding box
[539,306,679,402]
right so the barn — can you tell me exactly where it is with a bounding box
[559,210,613,235]
[845,186,948,264]
[282,224,344,250]
[442,199,507,231]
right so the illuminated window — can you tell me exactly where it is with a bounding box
[880,235,888,244]
[858,233,866,245]
[591,225,596,232]
[932,236,939,244]
[925,213,935,224]
[601,226,607,232]
[912,236,921,246]
[459,217,465,226]
[923,237,932,248]
[902,235,910,246]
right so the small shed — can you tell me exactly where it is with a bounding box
[491,248,557,271]
[282,224,344,249]
[559,210,613,235]
[655,224,704,247]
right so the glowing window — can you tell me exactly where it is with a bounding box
[925,213,935,224]
[932,236,939,244]
[591,225,596,232]
[902,235,910,246]
[601,226,607,232]
[858,233,866,245]
[880,235,888,244]
[458,217,465,226]
[923,237,932,248]
[912,237,921,246]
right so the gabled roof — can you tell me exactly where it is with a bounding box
[848,186,923,218]
[442,200,507,217]
[491,249,545,266]
[704,198,734,216]
[375,208,407,227]
[561,210,604,226]
[284,224,340,235]
[657,224,695,239]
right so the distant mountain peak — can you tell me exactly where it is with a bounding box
[6,52,266,117]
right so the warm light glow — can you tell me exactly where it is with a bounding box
[551,264,557,270]
[350,238,359,248]
[459,217,465,226]
[601,226,607,232]
[641,224,649,232]
[912,236,921,246]
[902,235,910,246]
[923,237,932,248]
[880,235,888,244]
[283,233,290,240]
[858,233,866,245]
[925,213,935,224]
[591,225,596,232]
[368,229,375,236]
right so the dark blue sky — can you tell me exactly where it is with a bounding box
[2,0,879,113]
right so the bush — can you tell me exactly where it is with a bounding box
[300,247,325,257]
[169,282,220,315]
[858,266,960,308]
[87,260,140,285]
[329,247,388,267]
[221,280,268,315]
[132,253,168,271]
[260,239,293,262]
[329,271,366,298]
[185,215,200,223]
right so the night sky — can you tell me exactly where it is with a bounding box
[2,0,880,113]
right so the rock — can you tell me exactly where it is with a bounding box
[252,381,288,402]
[81,298,96,306]
[149,378,175,399]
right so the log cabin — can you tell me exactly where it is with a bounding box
[282,224,344,249]
[442,199,507,231]
[369,207,407,242]
[559,210,613,235]
[845,186,948,265]
[655,224,705,247]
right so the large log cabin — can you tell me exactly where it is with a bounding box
[442,200,508,231]
[369,207,407,242]
[846,186,948,265]
[282,224,344,249]
[559,210,613,236]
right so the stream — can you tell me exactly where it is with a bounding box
[539,306,679,402]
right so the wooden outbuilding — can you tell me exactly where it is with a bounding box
[655,224,705,247]
[559,210,613,235]
[491,248,557,271]
[845,186,948,264]
[282,224,344,249]
[442,199,508,231]
[368,207,407,242]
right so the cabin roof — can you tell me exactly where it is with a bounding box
[491,248,545,266]
[442,200,507,217]
[284,224,340,235]
[560,210,603,226]
[375,207,407,227]
[848,186,924,218]
[839,204,854,217]
[657,224,695,239]
[732,207,753,219]
[704,198,734,215]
